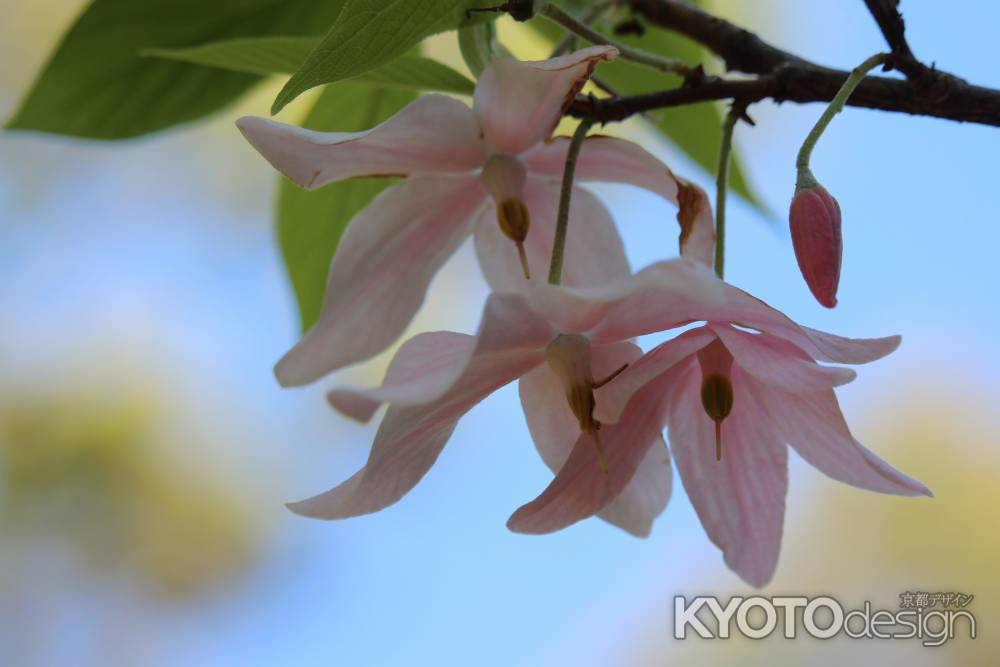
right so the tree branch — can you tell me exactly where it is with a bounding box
[862,0,931,82]
[570,66,999,127]
[562,0,1000,128]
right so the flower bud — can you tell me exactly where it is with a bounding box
[789,184,842,308]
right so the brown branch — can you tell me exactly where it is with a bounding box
[564,0,1000,128]
[861,0,930,82]
[570,67,1000,127]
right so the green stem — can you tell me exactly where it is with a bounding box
[714,106,739,279]
[548,118,593,285]
[540,3,695,78]
[549,1,613,57]
[795,52,888,190]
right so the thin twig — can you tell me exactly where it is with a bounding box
[862,0,930,82]
[540,3,697,78]
[549,1,616,58]
[605,0,998,127]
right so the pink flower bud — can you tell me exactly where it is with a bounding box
[789,184,842,308]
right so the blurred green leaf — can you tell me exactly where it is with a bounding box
[528,3,761,209]
[280,84,416,332]
[457,23,495,77]
[148,39,474,94]
[272,0,494,113]
[5,0,346,139]
[146,37,319,77]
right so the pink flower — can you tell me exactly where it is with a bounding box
[236,46,709,386]
[285,258,726,537]
[789,183,842,308]
[511,207,931,586]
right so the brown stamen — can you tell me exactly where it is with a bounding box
[515,242,530,280]
[593,363,628,389]
[700,372,734,461]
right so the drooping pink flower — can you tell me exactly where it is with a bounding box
[789,183,842,308]
[284,257,726,537]
[236,46,709,386]
[510,211,931,587]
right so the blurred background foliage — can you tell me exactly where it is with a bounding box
[1,1,998,666]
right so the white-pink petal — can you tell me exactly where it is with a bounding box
[706,285,901,365]
[473,178,630,292]
[274,175,486,386]
[751,375,932,497]
[523,135,715,265]
[236,95,486,189]
[288,295,554,520]
[327,291,557,419]
[508,363,682,535]
[473,46,617,155]
[327,331,474,422]
[710,323,856,392]
[594,326,717,424]
[668,363,788,588]
[522,258,724,337]
[524,135,681,201]
[519,341,672,536]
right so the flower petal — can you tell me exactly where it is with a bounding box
[288,294,553,520]
[521,258,725,337]
[519,341,672,536]
[668,363,788,588]
[751,375,932,497]
[473,46,617,155]
[327,332,474,423]
[326,291,557,421]
[523,136,715,264]
[507,363,682,535]
[473,178,629,292]
[594,326,717,424]
[275,175,486,386]
[710,323,856,392]
[236,95,486,189]
[698,284,901,365]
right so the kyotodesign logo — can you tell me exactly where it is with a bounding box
[673,593,976,647]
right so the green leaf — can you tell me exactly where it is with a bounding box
[145,37,318,77]
[457,23,495,77]
[353,55,475,95]
[527,4,761,209]
[6,0,347,139]
[148,39,475,95]
[272,0,494,114]
[280,84,416,332]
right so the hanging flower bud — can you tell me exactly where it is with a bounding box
[697,339,734,461]
[481,154,532,279]
[789,182,843,308]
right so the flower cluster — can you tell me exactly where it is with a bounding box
[238,46,929,587]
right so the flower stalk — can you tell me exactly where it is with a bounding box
[795,53,889,190]
[714,106,740,279]
[548,117,594,285]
